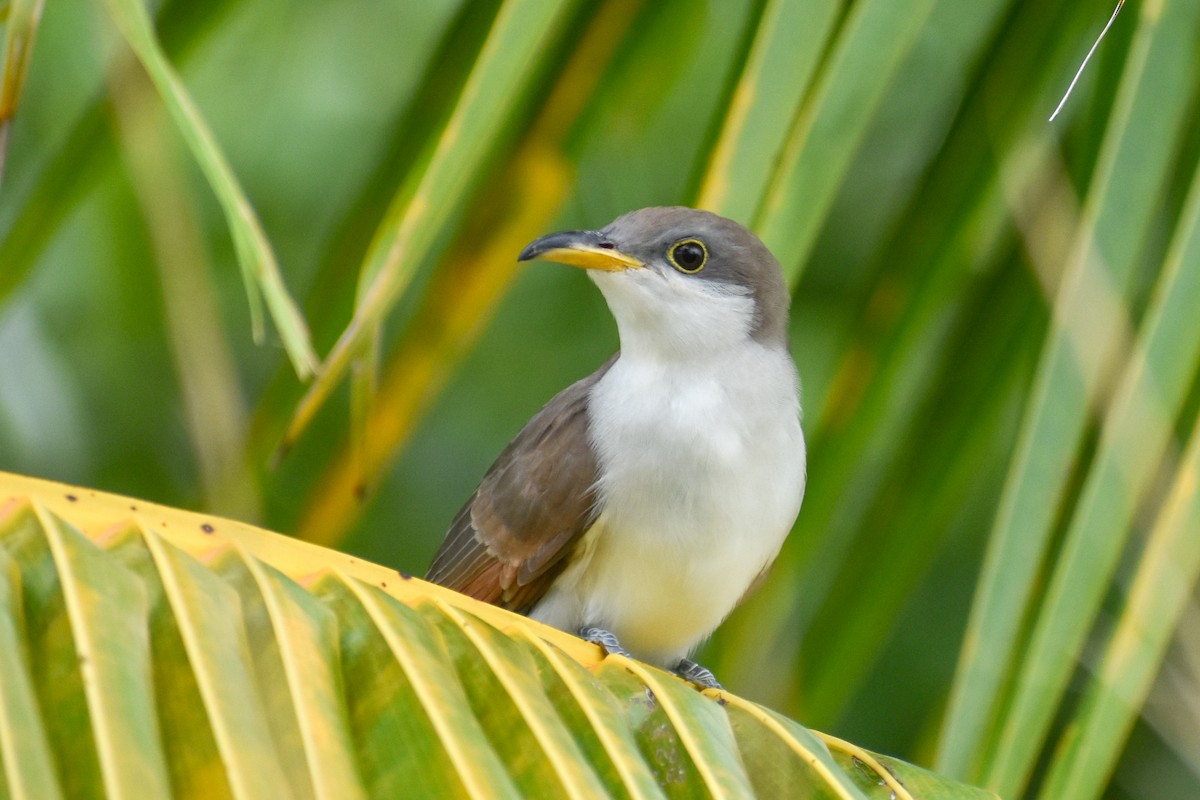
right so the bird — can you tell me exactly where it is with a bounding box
[426,207,806,688]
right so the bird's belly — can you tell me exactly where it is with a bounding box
[531,355,806,665]
[532,462,802,664]
[575,514,772,664]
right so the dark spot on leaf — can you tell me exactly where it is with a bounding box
[380,581,387,588]
[66,494,77,502]
[399,571,412,580]
[201,523,215,534]
[717,697,727,706]
[129,505,138,511]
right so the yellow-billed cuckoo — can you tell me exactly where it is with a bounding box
[427,207,806,688]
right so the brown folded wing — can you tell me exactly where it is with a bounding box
[425,357,615,614]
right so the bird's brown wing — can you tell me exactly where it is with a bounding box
[425,356,616,614]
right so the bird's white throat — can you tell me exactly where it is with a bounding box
[589,263,763,359]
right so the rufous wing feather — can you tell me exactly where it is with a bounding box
[425,357,615,614]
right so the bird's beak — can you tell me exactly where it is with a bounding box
[518,229,644,272]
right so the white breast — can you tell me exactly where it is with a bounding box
[530,343,806,666]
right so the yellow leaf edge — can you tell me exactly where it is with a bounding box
[0,469,597,665]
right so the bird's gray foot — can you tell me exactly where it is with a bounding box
[578,626,632,657]
[674,658,723,690]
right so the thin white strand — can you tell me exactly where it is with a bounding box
[1049,0,1126,122]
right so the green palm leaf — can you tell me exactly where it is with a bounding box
[0,471,990,798]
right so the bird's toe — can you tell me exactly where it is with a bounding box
[673,658,723,690]
[578,626,632,657]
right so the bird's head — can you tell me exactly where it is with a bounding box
[519,207,790,359]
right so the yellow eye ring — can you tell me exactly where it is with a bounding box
[668,239,708,273]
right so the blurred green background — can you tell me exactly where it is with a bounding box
[2,0,1199,797]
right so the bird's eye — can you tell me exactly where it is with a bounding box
[668,239,708,273]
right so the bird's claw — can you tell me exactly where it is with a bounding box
[579,626,632,657]
[578,628,723,690]
[673,658,723,690]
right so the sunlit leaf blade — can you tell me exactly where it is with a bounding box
[350,582,530,800]
[822,735,921,800]
[239,556,365,799]
[100,0,318,378]
[1038,394,1200,797]
[696,0,840,223]
[518,630,669,799]
[143,531,294,797]
[753,0,941,280]
[432,603,614,796]
[1032,154,1200,796]
[40,508,172,798]
[327,575,518,798]
[722,698,869,800]
[832,751,997,800]
[591,658,718,798]
[0,544,62,799]
[0,469,989,797]
[212,552,344,799]
[281,0,579,451]
[619,659,757,798]
[988,129,1200,793]
[105,526,233,797]
[346,344,377,513]
[0,500,103,796]
[938,0,1200,784]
